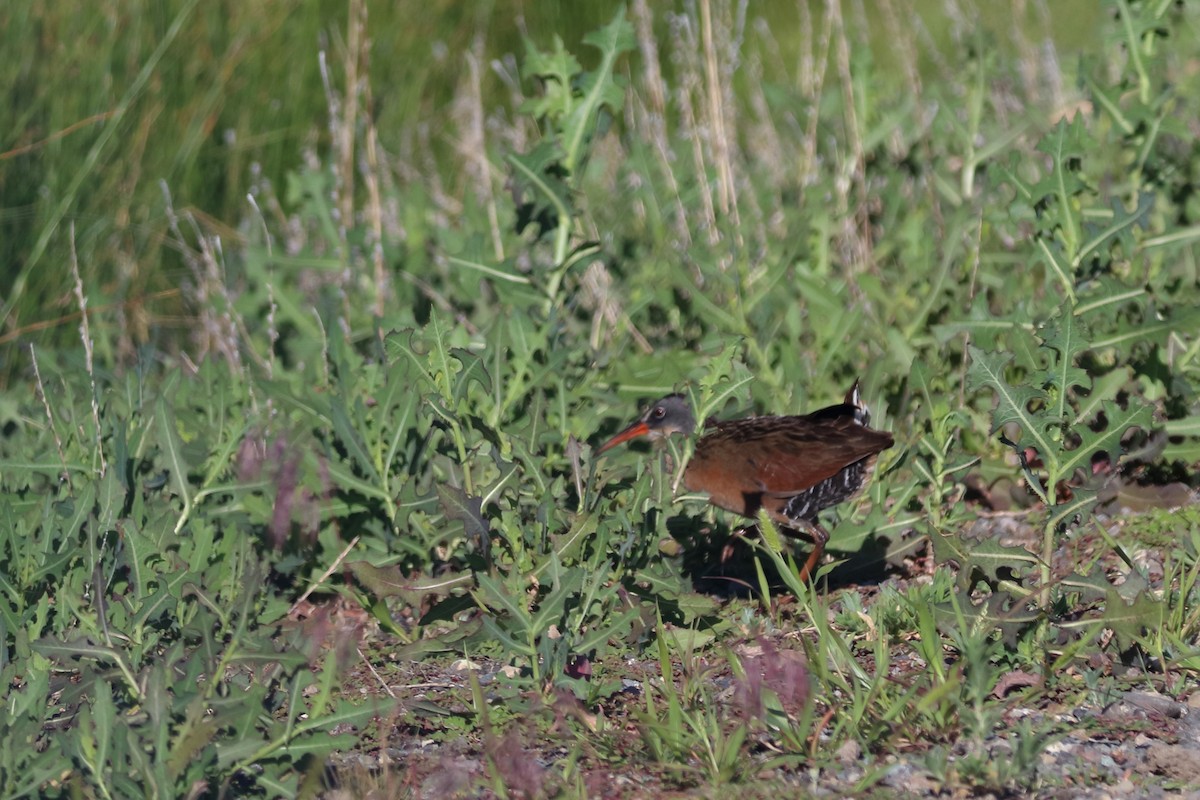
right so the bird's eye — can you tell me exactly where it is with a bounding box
[653,407,665,418]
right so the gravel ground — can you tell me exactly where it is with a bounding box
[321,633,1200,799]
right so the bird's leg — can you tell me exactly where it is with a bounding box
[718,526,752,568]
[793,520,830,583]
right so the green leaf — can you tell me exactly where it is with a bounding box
[156,394,193,533]
[347,561,473,605]
[931,294,1031,350]
[1164,415,1200,437]
[538,512,598,572]
[1039,313,1091,423]
[1071,367,1131,426]
[528,559,582,636]
[1072,276,1146,320]
[330,397,382,485]
[1057,568,1113,601]
[662,625,715,653]
[519,37,582,121]
[574,607,640,653]
[934,534,1042,587]
[89,677,116,779]
[672,592,720,624]
[1075,192,1153,268]
[1036,238,1077,301]
[477,573,533,628]
[1046,488,1100,532]
[291,698,388,736]
[508,144,573,239]
[1031,115,1093,258]
[1085,305,1200,355]
[965,345,1051,453]
[934,590,1040,648]
[564,7,636,173]
[1101,589,1166,651]
[1057,399,1153,481]
[481,614,536,657]
[436,484,490,546]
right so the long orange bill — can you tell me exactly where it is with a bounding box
[596,421,651,454]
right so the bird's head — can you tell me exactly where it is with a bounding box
[596,394,696,454]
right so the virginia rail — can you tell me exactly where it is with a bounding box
[597,382,894,581]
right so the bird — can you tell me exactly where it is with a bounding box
[596,382,894,582]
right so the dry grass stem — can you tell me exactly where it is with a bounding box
[68,222,106,477]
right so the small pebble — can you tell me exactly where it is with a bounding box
[835,739,861,764]
[1123,690,1184,718]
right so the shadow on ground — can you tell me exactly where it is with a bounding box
[665,514,913,597]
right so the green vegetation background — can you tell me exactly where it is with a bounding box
[2,0,1099,337]
[2,1,1199,797]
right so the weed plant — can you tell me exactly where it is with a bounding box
[2,0,1199,796]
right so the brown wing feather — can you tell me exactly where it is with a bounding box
[683,406,893,515]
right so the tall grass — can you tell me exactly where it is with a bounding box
[2,1,1102,377]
